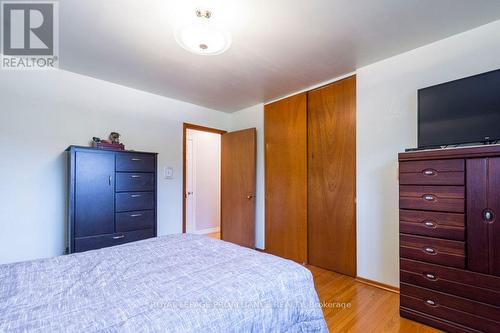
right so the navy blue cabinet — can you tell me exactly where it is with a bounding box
[67,146,158,253]
[75,151,115,237]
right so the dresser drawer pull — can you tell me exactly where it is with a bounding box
[483,209,494,222]
[423,169,436,176]
[130,194,142,198]
[131,175,142,178]
[423,194,436,201]
[112,235,125,240]
[423,247,436,254]
[130,214,143,217]
[425,299,437,306]
[423,221,435,228]
[131,158,142,161]
[424,273,437,280]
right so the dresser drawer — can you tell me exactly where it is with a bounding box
[116,210,155,232]
[400,159,464,185]
[116,153,156,172]
[116,192,155,212]
[400,210,465,241]
[400,234,465,268]
[400,258,500,306]
[400,307,483,333]
[401,283,500,332]
[400,186,464,213]
[74,229,154,252]
[116,172,155,192]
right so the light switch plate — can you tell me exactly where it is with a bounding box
[164,166,174,179]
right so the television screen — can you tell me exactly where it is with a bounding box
[418,69,500,148]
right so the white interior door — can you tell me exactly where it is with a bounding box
[186,136,196,233]
[185,129,221,234]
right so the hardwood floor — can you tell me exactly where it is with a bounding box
[308,265,442,332]
[207,232,220,239]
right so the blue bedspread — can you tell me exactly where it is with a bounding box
[0,234,328,332]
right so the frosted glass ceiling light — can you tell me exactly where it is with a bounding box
[175,8,232,56]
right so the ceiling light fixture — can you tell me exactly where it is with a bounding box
[175,8,232,56]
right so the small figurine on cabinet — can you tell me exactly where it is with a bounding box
[109,132,120,144]
[92,132,125,150]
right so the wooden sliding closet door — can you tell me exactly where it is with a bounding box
[308,76,357,276]
[264,93,308,263]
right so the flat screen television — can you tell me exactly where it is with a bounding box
[418,69,500,149]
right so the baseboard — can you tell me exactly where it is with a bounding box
[355,276,400,293]
[191,227,220,235]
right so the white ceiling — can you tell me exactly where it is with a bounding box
[60,0,500,112]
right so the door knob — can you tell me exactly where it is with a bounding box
[483,209,494,222]
[247,194,254,200]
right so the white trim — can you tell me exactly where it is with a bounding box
[264,71,357,106]
[191,227,220,235]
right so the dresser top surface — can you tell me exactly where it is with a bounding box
[66,145,158,155]
[399,144,500,161]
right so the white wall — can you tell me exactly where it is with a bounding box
[230,20,500,287]
[357,20,500,287]
[0,69,230,265]
[186,129,221,233]
[229,104,265,249]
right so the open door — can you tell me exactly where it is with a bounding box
[221,128,256,248]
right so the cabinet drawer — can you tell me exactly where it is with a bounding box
[400,186,464,213]
[74,229,154,252]
[116,192,154,212]
[400,258,500,306]
[400,307,482,333]
[401,283,500,332]
[400,159,464,185]
[116,172,154,192]
[116,154,156,172]
[116,210,155,232]
[400,234,465,268]
[400,210,465,241]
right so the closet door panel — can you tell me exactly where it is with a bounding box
[264,93,308,263]
[308,76,357,276]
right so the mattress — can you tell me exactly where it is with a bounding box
[0,234,328,332]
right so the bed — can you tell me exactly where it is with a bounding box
[0,234,328,332]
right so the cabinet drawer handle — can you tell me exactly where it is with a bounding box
[112,235,125,240]
[424,247,436,254]
[131,158,142,161]
[424,273,437,280]
[483,209,494,222]
[131,194,142,198]
[425,299,437,306]
[423,221,435,228]
[423,194,435,201]
[130,214,143,217]
[131,175,141,178]
[423,169,436,176]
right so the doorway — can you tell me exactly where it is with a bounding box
[182,123,257,248]
[183,124,226,239]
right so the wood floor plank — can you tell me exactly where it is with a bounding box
[308,265,442,332]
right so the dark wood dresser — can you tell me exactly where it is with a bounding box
[399,145,500,333]
[67,146,158,253]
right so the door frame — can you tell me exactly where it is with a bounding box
[182,123,227,233]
